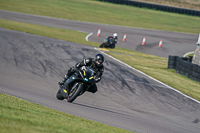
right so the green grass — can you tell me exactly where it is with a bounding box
[0,18,99,47]
[0,0,200,34]
[0,93,132,133]
[186,53,194,57]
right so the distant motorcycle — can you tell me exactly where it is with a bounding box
[56,66,95,103]
[99,39,116,48]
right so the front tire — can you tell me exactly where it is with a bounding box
[56,88,65,100]
[99,43,105,48]
[67,82,83,103]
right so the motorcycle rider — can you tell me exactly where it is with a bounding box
[58,53,104,93]
[105,33,118,48]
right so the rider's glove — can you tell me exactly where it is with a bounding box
[95,77,101,83]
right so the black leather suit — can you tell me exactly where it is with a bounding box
[106,36,117,48]
[66,58,104,93]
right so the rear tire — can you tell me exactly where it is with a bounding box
[56,88,65,100]
[67,82,83,103]
[111,44,115,48]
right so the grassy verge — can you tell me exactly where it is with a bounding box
[0,0,200,34]
[0,19,98,47]
[185,53,194,57]
[0,93,132,133]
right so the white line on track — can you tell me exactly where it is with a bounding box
[94,47,200,104]
[183,51,194,57]
[85,32,93,41]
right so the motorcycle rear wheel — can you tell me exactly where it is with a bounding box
[111,44,115,48]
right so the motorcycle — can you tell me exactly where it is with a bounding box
[56,66,95,103]
[99,38,116,48]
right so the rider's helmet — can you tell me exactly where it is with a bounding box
[113,33,118,39]
[94,53,104,66]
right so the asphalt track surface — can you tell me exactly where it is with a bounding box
[0,10,199,58]
[0,10,200,133]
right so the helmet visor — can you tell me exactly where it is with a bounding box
[96,60,102,65]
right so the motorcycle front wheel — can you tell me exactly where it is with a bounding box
[99,43,105,48]
[67,82,83,103]
[111,44,115,48]
[56,88,65,100]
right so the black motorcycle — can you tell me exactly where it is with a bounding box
[56,66,95,103]
[99,38,116,48]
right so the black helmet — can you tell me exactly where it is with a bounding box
[95,53,104,66]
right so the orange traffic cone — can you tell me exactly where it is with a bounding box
[123,34,127,42]
[142,37,146,45]
[97,28,101,36]
[158,39,162,47]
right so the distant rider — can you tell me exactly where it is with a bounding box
[58,53,104,93]
[106,33,118,48]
